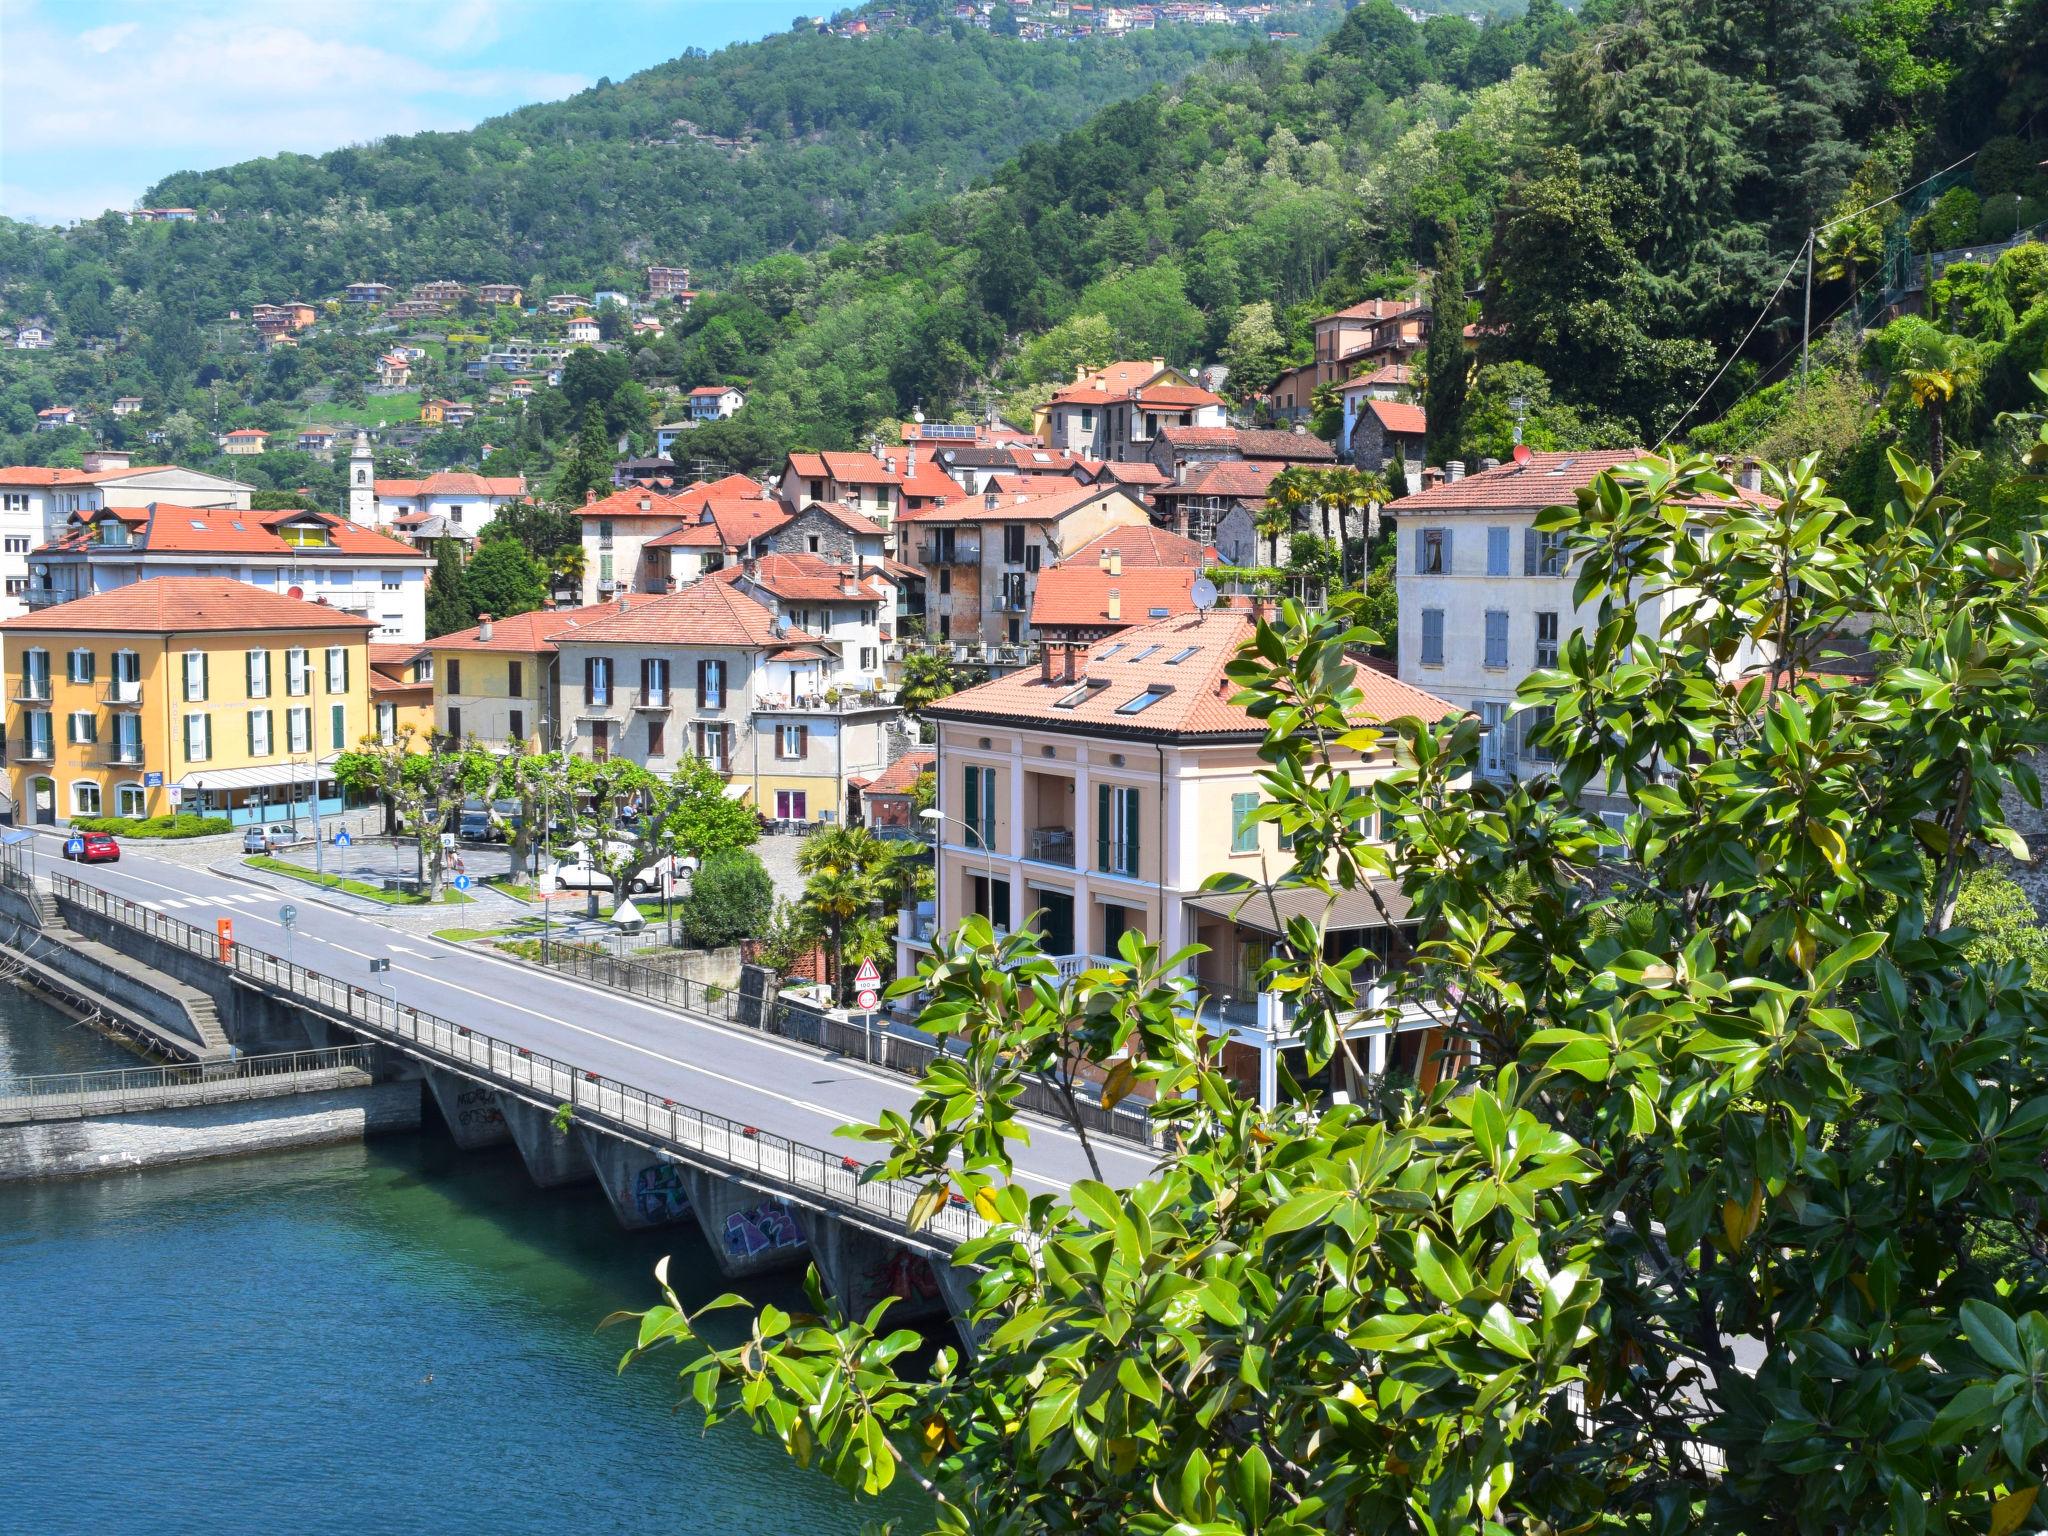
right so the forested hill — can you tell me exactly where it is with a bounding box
[107,13,1328,305]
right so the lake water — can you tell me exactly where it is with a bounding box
[0,991,922,1535]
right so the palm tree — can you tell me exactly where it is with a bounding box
[1260,466,1314,569]
[1816,215,1884,290]
[897,646,959,719]
[1887,326,1979,478]
[797,825,901,1005]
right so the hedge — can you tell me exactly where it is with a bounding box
[70,814,233,839]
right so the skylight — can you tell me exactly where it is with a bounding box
[1055,678,1110,709]
[1097,642,1125,659]
[1164,646,1199,665]
[1148,607,1171,619]
[1115,684,1173,716]
[1127,644,1161,662]
[189,520,206,529]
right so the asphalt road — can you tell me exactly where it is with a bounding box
[29,831,1155,1196]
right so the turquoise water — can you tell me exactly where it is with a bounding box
[0,994,923,1535]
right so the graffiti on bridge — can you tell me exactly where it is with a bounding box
[723,1199,803,1260]
[454,1086,503,1129]
[633,1163,691,1222]
[867,1247,941,1305]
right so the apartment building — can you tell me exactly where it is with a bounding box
[369,643,433,744]
[912,608,1459,1105]
[1027,526,1210,643]
[428,600,625,752]
[1041,360,1227,459]
[0,578,373,827]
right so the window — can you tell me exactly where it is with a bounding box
[963,763,997,852]
[859,647,877,672]
[117,783,145,818]
[1165,646,1199,665]
[182,651,208,703]
[3,536,26,554]
[65,649,94,685]
[938,568,951,595]
[1116,684,1172,716]
[287,707,311,754]
[508,660,525,697]
[1519,705,1556,764]
[646,718,664,757]
[286,648,310,696]
[248,709,273,756]
[446,706,462,739]
[778,723,808,760]
[1483,610,1509,669]
[1079,407,1094,431]
[24,709,52,758]
[1535,611,1560,668]
[109,716,141,763]
[1097,785,1139,876]
[696,658,724,710]
[1024,545,1041,573]
[325,647,349,694]
[246,649,271,699]
[1486,526,1511,576]
[71,781,100,817]
[1420,608,1445,666]
[183,713,212,763]
[776,789,808,821]
[382,577,401,591]
[0,493,26,512]
[589,720,610,760]
[585,655,613,707]
[807,535,821,553]
[1230,791,1259,853]
[445,658,461,694]
[1417,527,1449,574]
[66,710,96,745]
[508,709,524,743]
[1127,645,1161,663]
[694,721,728,768]
[1478,702,1508,779]
[330,703,346,751]
[639,657,667,704]
[1004,524,1026,565]
[1598,809,1629,860]
[1524,527,1566,577]
[377,702,396,744]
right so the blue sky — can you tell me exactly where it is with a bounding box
[0,0,791,223]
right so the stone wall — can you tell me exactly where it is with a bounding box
[0,1081,421,1181]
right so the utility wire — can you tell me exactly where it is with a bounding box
[1656,245,1807,448]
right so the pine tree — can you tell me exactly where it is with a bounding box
[1422,233,1473,464]
[550,404,613,505]
[424,539,473,637]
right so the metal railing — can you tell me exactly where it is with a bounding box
[1027,827,1075,866]
[916,540,981,566]
[45,872,992,1248]
[535,938,742,1020]
[0,1045,372,1122]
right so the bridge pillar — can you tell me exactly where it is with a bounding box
[680,1170,808,1277]
[933,1261,984,1355]
[494,1094,593,1188]
[804,1212,950,1325]
[423,1068,510,1150]
[579,1135,693,1230]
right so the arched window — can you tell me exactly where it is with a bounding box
[70,780,102,816]
[355,468,367,484]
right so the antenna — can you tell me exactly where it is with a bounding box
[1189,577,1218,619]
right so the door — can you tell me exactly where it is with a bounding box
[31,776,54,825]
[1032,887,1075,957]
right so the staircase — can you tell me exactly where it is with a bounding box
[181,994,231,1056]
[31,892,60,929]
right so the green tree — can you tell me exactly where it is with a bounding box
[423,538,473,637]
[1955,868,2048,983]
[677,848,774,950]
[463,536,547,620]
[1422,241,1473,463]
[1882,321,1980,477]
[1219,301,1289,400]
[796,825,903,1006]
[617,425,2048,1532]
[551,403,614,505]
[896,648,961,722]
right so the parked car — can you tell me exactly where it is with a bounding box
[64,831,120,864]
[457,801,494,842]
[545,850,697,894]
[241,823,296,854]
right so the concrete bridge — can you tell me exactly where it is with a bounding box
[0,839,1155,1331]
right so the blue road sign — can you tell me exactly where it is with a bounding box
[333,829,352,846]
[453,873,471,891]
[65,836,83,856]
[143,771,163,788]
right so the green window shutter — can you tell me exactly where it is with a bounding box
[962,765,976,846]
[983,768,996,851]
[203,715,213,760]
[1123,789,1137,874]
[247,713,257,755]
[1232,792,1258,853]
[199,653,209,701]
[1097,782,1110,871]
[331,703,344,751]
[245,651,254,696]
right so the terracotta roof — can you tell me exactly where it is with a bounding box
[688,384,737,397]
[431,598,630,654]
[1342,364,1414,389]
[928,610,1458,739]
[1004,446,1096,474]
[864,751,935,796]
[0,577,377,635]
[643,520,726,549]
[1130,384,1224,408]
[1097,461,1170,487]
[918,482,1131,525]
[1324,299,1424,323]
[1047,360,1170,404]
[785,451,903,487]
[1030,565,1204,629]
[552,580,820,650]
[1236,429,1336,462]
[711,553,891,603]
[1064,525,1211,569]
[578,486,694,521]
[0,463,184,486]
[370,671,431,697]
[80,504,426,559]
[1390,450,1784,514]
[373,472,525,499]
[1152,461,1284,502]
[899,460,968,504]
[222,429,269,439]
[1156,426,1241,449]
[368,642,426,666]
[1362,399,1427,436]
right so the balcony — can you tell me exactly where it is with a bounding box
[11,679,51,703]
[753,689,894,715]
[14,739,53,763]
[1026,826,1075,866]
[21,589,74,611]
[101,681,143,708]
[96,743,145,767]
[917,539,981,566]
[631,693,671,712]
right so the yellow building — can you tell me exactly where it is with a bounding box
[369,642,434,744]
[0,577,374,826]
[429,600,628,752]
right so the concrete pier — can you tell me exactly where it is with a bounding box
[495,1093,594,1187]
[806,1213,951,1323]
[680,1169,809,1276]
[580,1134,694,1229]
[424,1067,510,1150]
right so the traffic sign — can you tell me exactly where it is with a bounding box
[856,988,880,1010]
[854,957,881,989]
[168,786,183,806]
[453,873,471,891]
[143,771,163,788]
[279,904,298,927]
[333,829,351,847]
[64,836,83,857]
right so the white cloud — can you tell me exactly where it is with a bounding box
[0,0,588,221]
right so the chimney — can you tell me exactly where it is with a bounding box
[906,445,916,474]
[1109,550,1122,576]
[1041,644,1056,683]
[1445,460,1466,483]
[585,488,597,505]
[1152,357,1165,368]
[1063,643,1082,684]
[884,454,896,475]
[478,613,494,641]
[1480,456,1500,471]
[1292,421,1306,435]
[1421,467,1445,489]
[1739,458,1762,493]
[1098,546,1112,571]
[638,495,651,511]
[619,594,630,612]
[841,571,857,597]
[1106,588,1121,622]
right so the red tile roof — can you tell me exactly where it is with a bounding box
[1342,364,1414,389]
[0,577,377,635]
[1030,565,1204,629]
[45,504,425,560]
[1048,360,1170,405]
[1152,461,1284,502]
[899,459,968,504]
[1130,383,1224,408]
[688,384,737,397]
[1362,399,1427,436]
[863,751,935,796]
[1155,426,1240,449]
[1236,429,1336,462]
[1064,525,1211,568]
[553,579,820,649]
[928,609,1457,738]
[373,472,525,499]
[917,482,1135,525]
[710,552,891,603]
[1097,461,1170,487]
[368,642,426,667]
[785,451,903,487]
[1390,449,1783,513]
[578,486,694,521]
[431,598,631,654]
[1324,299,1424,323]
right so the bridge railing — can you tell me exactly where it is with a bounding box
[0,1044,372,1120]
[46,872,993,1248]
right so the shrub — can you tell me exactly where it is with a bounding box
[71,813,232,839]
[677,848,773,950]
[1911,185,1981,252]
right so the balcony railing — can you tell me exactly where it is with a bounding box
[15,739,53,763]
[11,679,51,703]
[21,590,74,611]
[1027,826,1075,866]
[96,743,145,766]
[101,681,143,707]
[917,540,981,566]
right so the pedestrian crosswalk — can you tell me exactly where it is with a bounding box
[146,891,273,911]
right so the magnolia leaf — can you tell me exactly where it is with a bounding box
[1993,1486,2038,1536]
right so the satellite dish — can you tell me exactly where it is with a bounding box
[774,613,792,636]
[1189,577,1218,614]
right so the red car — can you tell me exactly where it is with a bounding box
[64,832,120,864]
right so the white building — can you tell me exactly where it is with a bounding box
[342,431,526,533]
[1042,359,1228,459]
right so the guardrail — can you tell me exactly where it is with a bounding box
[46,872,991,1248]
[0,1044,372,1121]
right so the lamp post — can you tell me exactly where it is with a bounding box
[919,806,998,936]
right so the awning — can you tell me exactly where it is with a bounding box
[176,756,343,793]
[723,782,752,801]
[1184,879,1413,937]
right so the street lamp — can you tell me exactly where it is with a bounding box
[920,806,999,936]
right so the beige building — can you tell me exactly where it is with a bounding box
[912,608,1460,1106]
[429,600,625,751]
